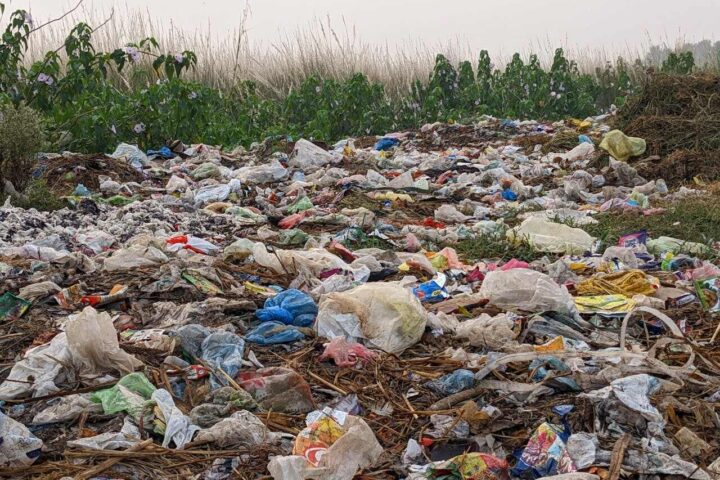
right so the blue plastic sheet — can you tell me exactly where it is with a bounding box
[374,137,400,151]
[201,331,245,387]
[245,321,305,344]
[426,369,475,395]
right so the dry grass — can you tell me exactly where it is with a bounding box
[18,3,717,97]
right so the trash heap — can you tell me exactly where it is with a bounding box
[1,115,720,480]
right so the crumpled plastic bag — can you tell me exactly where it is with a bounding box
[194,179,241,206]
[318,337,378,367]
[32,394,102,424]
[0,411,42,466]
[455,313,517,350]
[152,388,200,449]
[18,281,61,301]
[315,282,428,354]
[427,452,509,480]
[91,372,156,419]
[65,306,142,375]
[111,142,149,168]
[237,367,314,414]
[599,130,646,161]
[425,369,475,395]
[166,174,189,193]
[509,218,595,255]
[195,410,280,447]
[0,332,71,400]
[201,331,245,388]
[166,234,220,255]
[256,289,318,327]
[67,417,141,451]
[435,204,470,223]
[512,421,576,477]
[289,139,335,173]
[480,270,577,315]
[103,245,168,272]
[267,411,383,480]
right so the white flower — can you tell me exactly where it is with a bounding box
[557,93,562,99]
[124,46,140,63]
[174,53,185,64]
[315,86,321,93]
[133,123,146,134]
[550,91,557,97]
[188,91,198,100]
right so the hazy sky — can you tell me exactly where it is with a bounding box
[9,0,720,54]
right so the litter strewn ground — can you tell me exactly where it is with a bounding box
[1,105,720,479]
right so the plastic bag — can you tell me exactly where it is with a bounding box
[0,411,42,466]
[192,162,222,180]
[32,394,102,424]
[166,175,189,193]
[152,388,200,449]
[435,204,470,223]
[318,337,378,368]
[256,289,318,327]
[111,143,149,168]
[0,292,31,320]
[103,245,168,271]
[67,417,141,451]
[599,130,646,161]
[289,139,335,173]
[480,270,577,315]
[512,421,576,477]
[76,230,116,254]
[246,321,305,344]
[425,369,475,395]
[268,412,383,480]
[201,331,246,388]
[509,218,595,255]
[194,179,241,206]
[195,410,279,447]
[237,367,314,413]
[65,306,142,375]
[166,234,220,255]
[427,453,509,480]
[0,332,71,400]
[91,372,156,417]
[647,236,709,256]
[18,281,60,302]
[315,282,428,354]
[455,313,516,349]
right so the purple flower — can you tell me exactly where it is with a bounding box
[37,73,53,86]
[124,46,141,63]
[174,53,185,64]
[133,123,146,134]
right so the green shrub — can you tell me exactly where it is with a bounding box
[0,103,44,190]
[12,179,64,212]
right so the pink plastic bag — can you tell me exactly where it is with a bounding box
[319,337,378,368]
[279,212,306,229]
[500,259,529,271]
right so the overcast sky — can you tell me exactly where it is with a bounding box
[9,0,720,55]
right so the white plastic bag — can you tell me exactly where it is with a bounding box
[152,389,200,449]
[111,143,148,168]
[289,139,334,173]
[508,218,595,255]
[32,394,102,424]
[65,306,142,375]
[480,269,577,315]
[455,314,516,350]
[103,245,168,272]
[166,175,189,193]
[67,417,141,450]
[0,412,42,466]
[315,282,427,354]
[0,332,71,400]
[195,410,279,448]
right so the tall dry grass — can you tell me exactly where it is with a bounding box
[20,3,712,97]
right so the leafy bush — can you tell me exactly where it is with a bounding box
[0,2,703,154]
[11,179,64,211]
[0,103,44,190]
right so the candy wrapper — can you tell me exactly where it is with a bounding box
[695,277,720,313]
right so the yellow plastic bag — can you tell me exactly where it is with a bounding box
[599,130,646,161]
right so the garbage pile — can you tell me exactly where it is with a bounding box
[1,115,720,480]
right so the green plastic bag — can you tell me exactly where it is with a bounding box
[599,130,646,161]
[287,196,313,213]
[91,372,156,415]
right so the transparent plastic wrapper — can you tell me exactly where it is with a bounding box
[18,281,61,301]
[235,159,288,184]
[647,236,709,256]
[315,282,428,354]
[32,394,102,424]
[599,130,646,161]
[0,332,71,400]
[111,142,149,168]
[425,369,475,395]
[166,234,220,255]
[65,306,142,375]
[480,269,577,315]
[435,204,470,223]
[0,412,43,466]
[67,417,141,451]
[194,179,241,206]
[201,331,245,388]
[76,230,116,254]
[192,162,222,180]
[195,410,280,448]
[455,313,517,349]
[289,139,335,172]
[103,245,168,272]
[165,174,189,193]
[509,218,595,255]
[565,142,595,162]
[267,412,383,480]
[237,367,314,413]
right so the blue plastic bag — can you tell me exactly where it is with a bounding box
[256,289,317,327]
[502,189,518,201]
[578,135,593,144]
[426,369,475,395]
[147,146,174,159]
[245,321,305,344]
[201,331,245,387]
[374,137,400,151]
[74,184,91,197]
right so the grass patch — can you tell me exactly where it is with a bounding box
[582,196,720,248]
[452,233,546,263]
[6,179,65,212]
